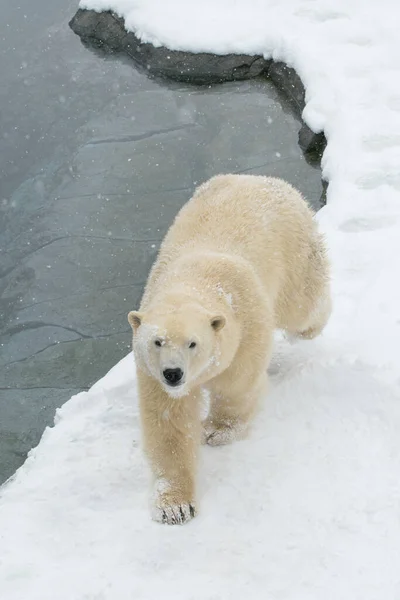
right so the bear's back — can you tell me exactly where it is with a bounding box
[141,174,321,310]
[164,174,316,270]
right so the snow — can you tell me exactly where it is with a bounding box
[2,0,400,598]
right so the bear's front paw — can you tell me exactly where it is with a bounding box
[206,426,236,446]
[203,418,246,446]
[152,479,196,525]
[152,500,196,525]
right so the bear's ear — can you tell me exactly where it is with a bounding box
[210,315,226,332]
[128,311,143,331]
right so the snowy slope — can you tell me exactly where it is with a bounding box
[2,0,400,598]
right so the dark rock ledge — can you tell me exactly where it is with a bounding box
[69,8,326,175]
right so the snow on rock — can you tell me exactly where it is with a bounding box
[2,0,400,598]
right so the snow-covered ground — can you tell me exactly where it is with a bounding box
[2,0,400,598]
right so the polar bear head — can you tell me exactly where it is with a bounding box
[128,303,226,398]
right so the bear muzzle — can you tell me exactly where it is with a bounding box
[162,368,184,387]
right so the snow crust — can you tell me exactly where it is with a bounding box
[2,0,400,598]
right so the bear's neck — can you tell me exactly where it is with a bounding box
[154,251,246,314]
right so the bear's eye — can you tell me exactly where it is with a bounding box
[154,339,162,347]
[189,341,197,349]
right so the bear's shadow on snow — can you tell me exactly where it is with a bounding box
[69,8,327,205]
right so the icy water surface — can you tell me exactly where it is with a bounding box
[0,0,323,483]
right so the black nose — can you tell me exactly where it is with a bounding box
[163,368,183,386]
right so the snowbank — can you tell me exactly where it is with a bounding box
[2,1,400,598]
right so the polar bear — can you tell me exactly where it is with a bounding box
[128,174,331,525]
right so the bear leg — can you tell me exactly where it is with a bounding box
[294,287,332,340]
[137,370,201,525]
[204,372,268,447]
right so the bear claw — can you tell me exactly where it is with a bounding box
[153,502,196,525]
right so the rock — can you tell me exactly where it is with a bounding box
[69,8,328,198]
[267,62,306,113]
[266,62,326,158]
[298,124,327,164]
[69,8,328,201]
[69,9,271,84]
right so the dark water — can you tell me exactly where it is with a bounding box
[0,0,322,483]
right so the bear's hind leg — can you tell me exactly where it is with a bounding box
[289,234,332,340]
[290,286,332,341]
